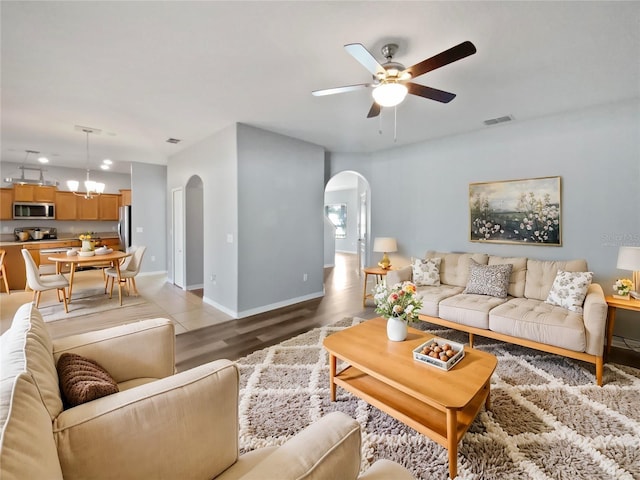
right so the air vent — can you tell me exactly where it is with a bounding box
[166,138,181,144]
[483,115,514,126]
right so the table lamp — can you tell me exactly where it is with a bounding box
[373,237,397,270]
[616,246,640,300]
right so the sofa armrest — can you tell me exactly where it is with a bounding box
[239,411,362,480]
[54,359,239,480]
[52,318,175,383]
[357,459,416,480]
[582,283,608,356]
[386,265,412,287]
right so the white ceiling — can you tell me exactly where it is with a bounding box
[2,1,639,174]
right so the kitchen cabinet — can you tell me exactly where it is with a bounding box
[76,196,99,220]
[99,194,120,221]
[13,185,56,202]
[0,188,12,220]
[55,191,77,220]
[119,189,131,206]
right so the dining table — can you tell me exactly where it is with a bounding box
[47,250,131,306]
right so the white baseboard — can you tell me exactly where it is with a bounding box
[202,297,238,318]
[203,291,325,319]
[137,271,168,277]
[187,284,204,290]
[324,263,335,268]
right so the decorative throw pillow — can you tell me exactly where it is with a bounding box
[57,352,119,407]
[545,270,593,313]
[463,259,513,298]
[412,257,441,286]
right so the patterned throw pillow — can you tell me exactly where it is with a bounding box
[545,270,593,313]
[463,259,513,298]
[411,257,441,286]
[57,352,119,407]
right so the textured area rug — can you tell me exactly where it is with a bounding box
[236,317,640,480]
[38,287,147,322]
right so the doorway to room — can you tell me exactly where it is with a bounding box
[172,175,204,291]
[324,171,371,276]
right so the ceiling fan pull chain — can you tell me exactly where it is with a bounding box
[378,110,383,135]
[394,106,398,142]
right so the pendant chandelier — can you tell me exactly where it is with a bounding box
[67,128,105,198]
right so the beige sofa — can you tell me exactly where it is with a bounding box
[0,303,415,480]
[387,251,608,386]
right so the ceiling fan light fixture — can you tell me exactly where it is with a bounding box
[372,82,408,107]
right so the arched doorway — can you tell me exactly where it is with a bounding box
[324,171,371,275]
[185,175,204,290]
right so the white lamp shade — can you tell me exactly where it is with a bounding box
[372,83,408,107]
[617,246,640,270]
[373,237,398,253]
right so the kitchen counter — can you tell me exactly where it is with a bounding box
[0,234,122,291]
[0,232,119,247]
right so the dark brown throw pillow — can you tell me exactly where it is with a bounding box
[57,352,119,407]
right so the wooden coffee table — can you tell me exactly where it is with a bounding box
[323,317,497,479]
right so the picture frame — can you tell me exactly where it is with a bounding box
[469,176,562,246]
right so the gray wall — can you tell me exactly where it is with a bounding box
[325,188,358,253]
[167,125,239,314]
[131,162,167,273]
[323,216,336,267]
[329,100,640,341]
[236,124,325,315]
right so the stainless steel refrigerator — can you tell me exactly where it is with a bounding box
[118,205,132,249]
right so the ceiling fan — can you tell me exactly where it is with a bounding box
[312,41,476,118]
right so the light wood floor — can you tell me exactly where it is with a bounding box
[1,252,637,373]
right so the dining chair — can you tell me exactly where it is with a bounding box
[105,246,146,299]
[0,249,10,294]
[21,249,69,313]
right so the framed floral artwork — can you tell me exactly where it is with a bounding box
[469,176,562,246]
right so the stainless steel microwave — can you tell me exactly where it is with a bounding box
[13,202,55,220]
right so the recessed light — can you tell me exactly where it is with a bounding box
[38,157,49,164]
[103,159,113,165]
[100,164,110,170]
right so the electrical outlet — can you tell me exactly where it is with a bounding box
[150,255,155,262]
[303,273,308,282]
[226,234,233,243]
[136,227,143,233]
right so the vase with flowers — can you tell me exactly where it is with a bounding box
[613,278,633,300]
[373,281,424,341]
[79,233,96,252]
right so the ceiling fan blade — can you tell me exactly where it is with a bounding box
[312,83,372,96]
[344,43,386,76]
[407,83,456,103]
[402,41,476,79]
[366,102,381,118]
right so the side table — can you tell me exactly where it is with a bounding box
[604,295,640,355]
[362,266,392,307]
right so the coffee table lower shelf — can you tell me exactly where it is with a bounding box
[333,365,490,464]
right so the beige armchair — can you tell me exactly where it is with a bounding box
[0,304,415,480]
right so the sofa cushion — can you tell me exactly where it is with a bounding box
[0,372,64,480]
[416,285,464,317]
[412,257,441,286]
[57,353,119,407]
[1,303,63,420]
[425,251,488,287]
[237,411,361,480]
[545,270,593,313]
[463,260,512,298]
[489,298,586,352]
[524,259,588,301]
[489,256,527,298]
[439,294,510,329]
